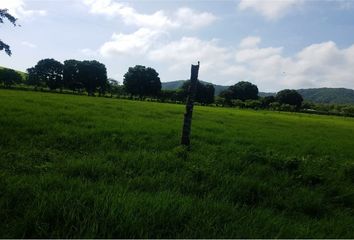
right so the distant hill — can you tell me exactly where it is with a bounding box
[0,66,27,80]
[162,81,354,104]
[297,88,354,104]
[162,80,228,96]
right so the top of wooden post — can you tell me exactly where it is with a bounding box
[191,61,200,82]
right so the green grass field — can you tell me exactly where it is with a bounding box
[1,89,354,238]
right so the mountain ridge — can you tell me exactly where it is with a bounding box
[162,80,354,104]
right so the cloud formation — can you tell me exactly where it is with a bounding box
[0,0,47,18]
[238,0,304,20]
[82,0,216,30]
[100,28,164,57]
[146,35,354,91]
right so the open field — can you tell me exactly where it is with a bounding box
[1,89,354,238]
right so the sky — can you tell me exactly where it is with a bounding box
[1,0,354,92]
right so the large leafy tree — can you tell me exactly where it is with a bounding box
[228,81,259,101]
[0,68,22,87]
[276,89,304,108]
[123,65,161,98]
[78,60,107,96]
[29,59,64,90]
[0,9,17,56]
[181,81,215,105]
[63,60,83,92]
[27,67,42,89]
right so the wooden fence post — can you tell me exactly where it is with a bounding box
[181,62,200,147]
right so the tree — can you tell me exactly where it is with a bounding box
[228,81,259,101]
[219,89,234,106]
[1,9,17,56]
[0,68,22,87]
[63,60,83,92]
[29,59,64,90]
[26,67,42,89]
[276,89,304,108]
[78,60,107,96]
[107,78,125,97]
[181,81,215,105]
[123,65,161,98]
[260,96,276,108]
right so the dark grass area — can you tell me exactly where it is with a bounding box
[1,89,354,238]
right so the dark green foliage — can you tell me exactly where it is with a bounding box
[0,68,22,87]
[27,59,64,90]
[162,80,228,96]
[78,60,108,96]
[107,79,125,97]
[229,81,259,101]
[1,90,354,238]
[123,65,161,98]
[218,81,259,106]
[297,88,354,104]
[63,60,83,92]
[276,89,304,108]
[219,89,233,106]
[261,96,276,108]
[0,9,17,56]
[26,67,42,88]
[159,89,184,102]
[181,80,215,105]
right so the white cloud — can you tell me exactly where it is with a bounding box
[0,0,47,18]
[224,37,354,91]
[239,36,261,49]
[238,0,304,20]
[82,0,216,30]
[148,37,231,73]
[100,28,164,57]
[236,47,283,63]
[175,8,217,29]
[149,35,354,91]
[21,41,36,48]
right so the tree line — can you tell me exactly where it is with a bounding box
[2,58,354,116]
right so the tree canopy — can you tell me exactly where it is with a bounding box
[276,89,304,108]
[0,68,22,87]
[78,60,108,96]
[181,80,215,105]
[228,81,259,101]
[63,60,82,92]
[28,59,64,90]
[0,9,17,56]
[28,59,108,95]
[123,65,161,98]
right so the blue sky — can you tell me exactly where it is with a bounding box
[1,0,354,91]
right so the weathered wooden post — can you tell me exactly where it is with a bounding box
[181,61,200,147]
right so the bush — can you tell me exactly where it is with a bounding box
[276,89,303,108]
[0,68,22,88]
[244,100,262,110]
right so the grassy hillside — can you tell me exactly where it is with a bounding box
[162,81,354,104]
[1,89,354,238]
[0,66,27,80]
[298,88,354,104]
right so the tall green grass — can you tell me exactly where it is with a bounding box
[1,89,354,238]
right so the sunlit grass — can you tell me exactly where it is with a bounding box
[1,89,354,238]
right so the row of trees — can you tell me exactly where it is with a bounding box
[217,81,304,110]
[1,57,303,109]
[27,59,108,96]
